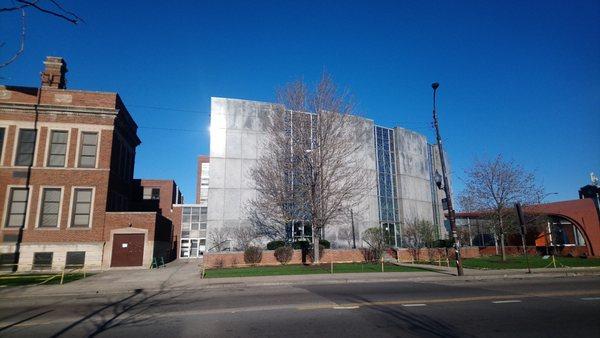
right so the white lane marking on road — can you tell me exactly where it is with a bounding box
[333,306,359,310]
[580,297,600,301]
[402,304,427,307]
[492,300,522,304]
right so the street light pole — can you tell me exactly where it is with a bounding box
[431,82,464,276]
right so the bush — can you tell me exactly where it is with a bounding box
[244,246,263,265]
[292,241,310,250]
[274,246,294,265]
[360,247,380,262]
[319,239,331,249]
[266,240,286,250]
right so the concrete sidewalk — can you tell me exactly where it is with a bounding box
[1,261,599,299]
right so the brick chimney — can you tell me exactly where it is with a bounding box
[41,56,68,89]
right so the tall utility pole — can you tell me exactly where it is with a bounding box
[350,209,356,249]
[431,82,464,276]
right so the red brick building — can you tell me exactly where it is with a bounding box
[0,56,177,271]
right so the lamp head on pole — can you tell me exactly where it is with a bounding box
[431,82,439,90]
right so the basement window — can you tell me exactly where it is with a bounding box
[65,251,85,268]
[32,252,53,270]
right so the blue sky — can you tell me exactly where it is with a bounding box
[1,0,598,203]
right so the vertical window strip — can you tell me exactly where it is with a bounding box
[71,188,92,227]
[48,130,68,167]
[0,127,5,161]
[39,188,61,227]
[15,129,36,166]
[78,132,98,168]
[6,188,28,228]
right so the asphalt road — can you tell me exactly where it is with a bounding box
[0,276,599,337]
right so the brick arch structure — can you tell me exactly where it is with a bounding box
[526,199,600,257]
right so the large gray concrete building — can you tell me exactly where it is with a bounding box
[207,97,447,249]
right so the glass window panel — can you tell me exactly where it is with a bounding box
[81,145,96,156]
[41,214,58,227]
[77,190,92,202]
[73,214,89,226]
[82,133,97,145]
[75,202,90,214]
[8,215,25,227]
[0,128,4,160]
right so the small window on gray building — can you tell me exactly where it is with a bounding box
[15,129,36,166]
[47,130,68,167]
[71,188,93,227]
[5,187,28,228]
[39,188,61,227]
[65,251,85,268]
[32,252,53,270]
[78,132,98,168]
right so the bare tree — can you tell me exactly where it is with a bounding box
[337,225,354,248]
[248,74,373,263]
[402,219,436,262]
[1,0,82,68]
[460,155,544,261]
[207,227,231,252]
[230,224,258,251]
[362,227,387,261]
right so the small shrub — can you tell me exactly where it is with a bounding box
[292,241,310,250]
[267,240,286,250]
[244,246,263,265]
[360,247,380,262]
[274,246,294,265]
[319,239,331,249]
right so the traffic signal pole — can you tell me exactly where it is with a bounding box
[431,82,464,276]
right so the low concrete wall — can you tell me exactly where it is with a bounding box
[204,249,366,268]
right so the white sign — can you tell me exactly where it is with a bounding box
[122,243,128,248]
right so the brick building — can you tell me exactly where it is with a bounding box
[0,56,177,271]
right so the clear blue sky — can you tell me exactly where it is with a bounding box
[1,0,598,204]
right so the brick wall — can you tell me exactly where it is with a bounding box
[204,249,366,268]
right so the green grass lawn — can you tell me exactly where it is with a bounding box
[204,262,429,278]
[448,255,600,270]
[0,273,88,287]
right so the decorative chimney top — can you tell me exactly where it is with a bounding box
[41,56,68,89]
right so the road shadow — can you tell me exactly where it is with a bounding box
[48,266,192,337]
[0,309,53,333]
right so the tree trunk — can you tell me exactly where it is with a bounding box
[500,233,507,262]
[499,216,506,261]
[312,226,320,264]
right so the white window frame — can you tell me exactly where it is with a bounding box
[67,186,95,229]
[2,185,32,229]
[75,130,100,169]
[44,128,70,168]
[35,186,64,229]
[12,127,40,167]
